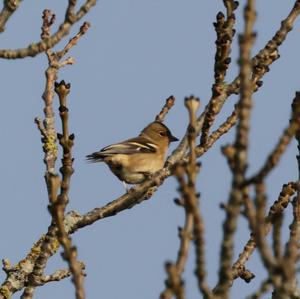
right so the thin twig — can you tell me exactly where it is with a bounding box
[0,0,95,59]
[56,21,90,60]
[246,122,299,184]
[0,0,23,32]
[200,0,300,150]
[253,182,277,271]
[160,173,192,299]
[155,95,175,123]
[228,182,296,284]
[52,80,85,299]
[200,0,238,145]
[185,97,212,298]
[196,107,237,158]
[228,0,300,95]
[272,213,283,259]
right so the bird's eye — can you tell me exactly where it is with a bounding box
[159,131,166,137]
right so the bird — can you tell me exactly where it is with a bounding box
[86,121,178,190]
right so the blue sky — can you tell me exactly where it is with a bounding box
[1,1,300,298]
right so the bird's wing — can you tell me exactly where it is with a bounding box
[86,137,157,162]
[100,137,157,155]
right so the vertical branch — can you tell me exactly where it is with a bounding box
[50,80,85,299]
[161,97,213,299]
[235,0,256,183]
[41,10,58,175]
[272,213,283,259]
[274,93,300,298]
[185,97,213,298]
[215,1,256,298]
[295,93,300,182]
[22,13,90,299]
[253,183,276,271]
[200,0,238,146]
[160,176,193,299]
[22,11,60,299]
[160,97,198,299]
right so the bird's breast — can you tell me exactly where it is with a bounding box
[104,152,165,184]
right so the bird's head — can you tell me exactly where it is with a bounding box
[140,121,178,145]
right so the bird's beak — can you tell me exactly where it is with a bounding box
[169,135,179,142]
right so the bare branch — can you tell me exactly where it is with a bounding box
[253,183,277,271]
[0,0,22,32]
[230,182,296,283]
[155,95,176,123]
[56,21,90,60]
[52,80,85,299]
[273,93,300,298]
[200,0,300,151]
[161,97,212,299]
[21,14,90,299]
[214,1,256,297]
[272,213,283,259]
[1,4,300,297]
[0,0,96,59]
[66,0,77,22]
[246,123,298,184]
[200,0,238,145]
[195,107,237,158]
[228,0,300,94]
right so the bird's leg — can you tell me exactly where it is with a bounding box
[122,181,130,192]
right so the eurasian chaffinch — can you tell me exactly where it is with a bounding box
[86,121,178,189]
